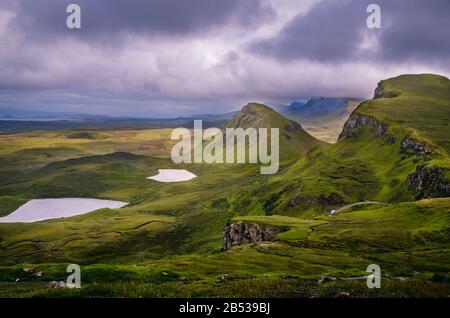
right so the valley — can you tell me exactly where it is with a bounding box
[0,74,449,298]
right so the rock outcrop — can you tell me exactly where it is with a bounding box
[339,113,394,142]
[373,84,384,99]
[288,192,344,209]
[401,136,432,157]
[223,222,279,251]
[46,281,67,288]
[407,166,450,199]
[373,83,400,99]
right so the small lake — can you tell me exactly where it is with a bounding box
[0,198,127,223]
[147,169,197,182]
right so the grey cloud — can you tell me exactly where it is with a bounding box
[251,0,450,66]
[252,0,368,62]
[1,0,450,117]
[4,0,275,42]
[377,0,450,64]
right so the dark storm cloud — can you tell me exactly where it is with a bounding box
[4,0,275,41]
[252,0,368,61]
[377,0,450,63]
[1,0,450,117]
[251,0,450,65]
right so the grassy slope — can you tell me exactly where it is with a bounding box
[1,198,449,297]
[244,75,450,217]
[225,103,327,161]
[359,74,450,157]
[0,79,449,297]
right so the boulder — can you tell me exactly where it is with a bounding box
[407,165,450,199]
[46,281,67,289]
[223,222,279,251]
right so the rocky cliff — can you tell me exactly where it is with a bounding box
[223,222,280,251]
[407,166,450,199]
[373,82,400,99]
[338,112,394,142]
[339,80,405,140]
[401,136,432,157]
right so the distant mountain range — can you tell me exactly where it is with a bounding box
[0,98,361,142]
[281,97,363,143]
[0,108,239,134]
[0,107,238,122]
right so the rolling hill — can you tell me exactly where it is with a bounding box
[0,74,449,298]
[225,103,326,162]
[239,74,450,216]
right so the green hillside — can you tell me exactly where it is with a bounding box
[359,74,450,156]
[0,75,449,297]
[225,103,326,162]
[236,74,450,216]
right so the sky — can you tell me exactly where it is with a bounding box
[0,0,449,118]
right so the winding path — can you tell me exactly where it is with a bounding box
[330,201,391,215]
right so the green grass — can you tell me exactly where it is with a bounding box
[0,76,449,297]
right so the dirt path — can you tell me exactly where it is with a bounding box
[331,201,391,215]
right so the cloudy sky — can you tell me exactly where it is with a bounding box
[0,0,449,117]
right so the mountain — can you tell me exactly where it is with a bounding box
[276,100,307,112]
[0,108,239,134]
[224,103,326,161]
[288,101,307,110]
[282,97,362,143]
[238,74,450,216]
[0,108,75,119]
[1,76,449,298]
[291,97,348,116]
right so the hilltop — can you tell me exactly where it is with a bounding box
[225,103,326,161]
[0,75,449,298]
[240,74,450,216]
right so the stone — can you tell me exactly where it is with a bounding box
[339,113,393,141]
[373,83,400,99]
[337,291,350,298]
[407,165,450,199]
[222,222,280,251]
[401,136,432,157]
[46,281,67,288]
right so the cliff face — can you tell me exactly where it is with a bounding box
[373,82,400,99]
[223,222,279,251]
[338,112,393,141]
[401,136,432,157]
[407,166,450,199]
[373,84,384,99]
[339,81,402,140]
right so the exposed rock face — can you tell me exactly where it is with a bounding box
[339,113,393,141]
[46,281,67,289]
[373,83,399,99]
[284,122,302,132]
[374,84,384,99]
[318,193,345,206]
[401,136,432,157]
[288,193,344,209]
[407,166,450,199]
[223,222,279,251]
